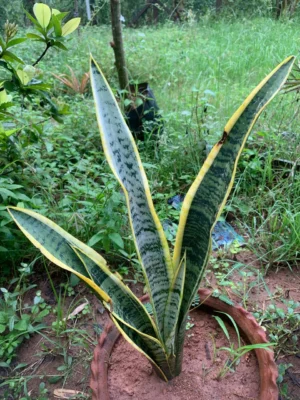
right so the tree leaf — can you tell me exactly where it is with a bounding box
[2,51,24,64]
[24,10,40,27]
[53,12,69,21]
[5,38,27,49]
[52,42,68,51]
[61,18,81,36]
[33,3,52,29]
[26,33,44,41]
[52,9,61,16]
[52,14,62,37]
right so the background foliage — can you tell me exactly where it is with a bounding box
[0,0,299,27]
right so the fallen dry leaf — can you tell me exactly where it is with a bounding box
[54,388,85,399]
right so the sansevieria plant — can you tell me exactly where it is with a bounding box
[8,55,295,380]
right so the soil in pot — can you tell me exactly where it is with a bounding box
[108,307,260,400]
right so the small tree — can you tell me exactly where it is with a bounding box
[110,0,129,91]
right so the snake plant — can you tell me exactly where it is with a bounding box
[8,55,294,380]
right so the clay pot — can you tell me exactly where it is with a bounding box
[90,288,278,400]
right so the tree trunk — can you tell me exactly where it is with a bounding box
[289,0,299,18]
[275,0,282,18]
[216,0,223,13]
[85,0,91,20]
[110,0,129,91]
[153,3,159,24]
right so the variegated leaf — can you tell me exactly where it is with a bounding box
[111,315,172,380]
[173,56,295,355]
[163,253,186,353]
[8,207,106,271]
[7,207,111,302]
[8,207,160,340]
[90,56,174,336]
[72,246,158,337]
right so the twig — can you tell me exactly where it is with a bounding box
[32,42,51,66]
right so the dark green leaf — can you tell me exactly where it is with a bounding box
[6,38,27,49]
[48,376,62,384]
[52,41,68,51]
[2,51,24,64]
[108,232,124,249]
[0,102,14,110]
[52,15,62,37]
[26,33,44,41]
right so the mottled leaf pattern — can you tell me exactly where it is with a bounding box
[173,56,295,351]
[8,207,106,273]
[72,246,158,337]
[90,57,173,335]
[8,207,162,356]
[163,254,186,352]
[7,207,110,302]
[111,315,172,380]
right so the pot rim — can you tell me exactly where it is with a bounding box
[90,288,278,400]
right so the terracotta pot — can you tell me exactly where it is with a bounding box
[90,288,278,400]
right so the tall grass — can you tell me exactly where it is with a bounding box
[12,17,300,271]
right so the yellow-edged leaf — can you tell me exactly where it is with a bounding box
[172,56,295,376]
[90,56,173,339]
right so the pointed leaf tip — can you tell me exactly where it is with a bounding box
[62,18,80,36]
[33,3,51,29]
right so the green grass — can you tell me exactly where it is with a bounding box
[28,18,300,126]
[2,17,299,271]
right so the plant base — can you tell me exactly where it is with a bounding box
[90,289,278,400]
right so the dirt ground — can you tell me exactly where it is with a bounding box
[0,251,299,399]
[108,308,260,400]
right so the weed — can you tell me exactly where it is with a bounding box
[0,377,49,400]
[254,301,300,357]
[277,363,294,399]
[0,264,50,365]
[52,66,90,95]
[213,311,275,379]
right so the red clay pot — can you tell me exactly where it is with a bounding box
[90,288,278,400]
